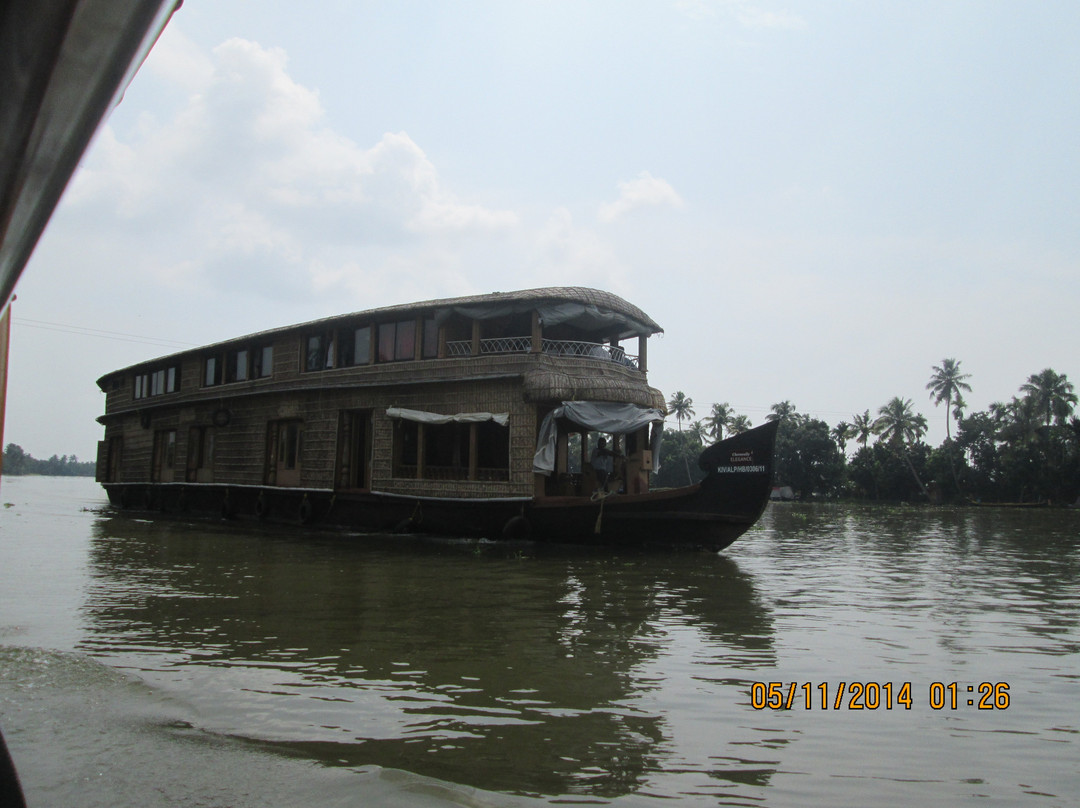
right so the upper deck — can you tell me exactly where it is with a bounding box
[97,287,666,418]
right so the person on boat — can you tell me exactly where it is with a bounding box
[590,437,621,493]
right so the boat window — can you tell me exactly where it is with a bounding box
[566,432,583,473]
[396,320,416,360]
[305,333,335,371]
[204,356,222,387]
[378,320,416,362]
[424,422,470,480]
[354,326,372,365]
[136,364,180,398]
[392,419,419,477]
[254,345,273,378]
[205,344,272,382]
[422,316,438,359]
[476,420,510,480]
[227,349,249,383]
[392,418,510,482]
[336,325,371,367]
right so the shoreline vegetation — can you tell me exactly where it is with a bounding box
[2,444,95,477]
[661,362,1079,507]
[4,361,1077,506]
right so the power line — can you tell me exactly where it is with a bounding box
[13,317,195,350]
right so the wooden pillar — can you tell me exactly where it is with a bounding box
[637,334,648,373]
[468,423,479,481]
[471,319,482,356]
[416,424,426,480]
[531,311,542,353]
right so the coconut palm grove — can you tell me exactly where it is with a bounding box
[660,361,1079,505]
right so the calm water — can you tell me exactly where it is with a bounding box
[1,476,1078,807]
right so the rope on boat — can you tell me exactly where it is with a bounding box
[591,489,613,533]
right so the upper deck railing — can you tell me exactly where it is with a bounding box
[445,337,640,370]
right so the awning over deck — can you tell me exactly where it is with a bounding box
[387,407,509,426]
[533,401,664,475]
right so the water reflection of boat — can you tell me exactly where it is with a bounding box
[94,289,778,550]
[81,515,774,797]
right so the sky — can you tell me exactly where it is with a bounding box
[6,0,1080,461]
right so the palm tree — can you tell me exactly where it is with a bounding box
[688,420,708,444]
[997,395,1041,446]
[707,402,733,442]
[728,415,753,435]
[927,358,972,497]
[667,391,695,432]
[767,401,797,422]
[850,410,874,453]
[952,394,967,426]
[926,358,972,442]
[874,397,930,499]
[1020,368,1077,427]
[832,421,851,454]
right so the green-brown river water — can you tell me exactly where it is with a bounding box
[1,476,1078,806]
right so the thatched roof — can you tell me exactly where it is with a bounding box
[102,287,663,378]
[293,286,663,341]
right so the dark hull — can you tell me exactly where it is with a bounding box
[103,421,779,551]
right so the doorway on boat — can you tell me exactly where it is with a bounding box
[538,412,657,499]
[335,410,372,490]
[185,425,214,483]
[266,419,304,487]
[543,427,626,497]
[99,436,123,482]
[151,429,176,483]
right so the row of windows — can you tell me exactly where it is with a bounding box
[134,365,179,399]
[129,316,455,399]
[392,419,510,481]
[304,318,439,372]
[205,345,273,387]
[143,415,510,485]
[131,345,271,399]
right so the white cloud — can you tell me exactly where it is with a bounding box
[64,36,518,307]
[598,171,684,223]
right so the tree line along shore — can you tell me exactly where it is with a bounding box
[2,444,95,477]
[661,362,1078,505]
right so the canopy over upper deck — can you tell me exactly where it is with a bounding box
[97,286,664,384]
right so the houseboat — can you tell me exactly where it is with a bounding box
[95,287,777,549]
